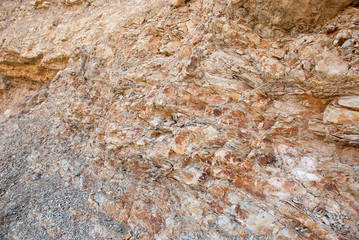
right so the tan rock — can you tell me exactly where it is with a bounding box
[324,105,359,125]
[62,0,85,6]
[308,119,327,136]
[0,77,7,90]
[274,228,302,240]
[232,0,358,37]
[169,0,185,8]
[337,96,359,111]
[1,0,359,239]
[315,58,349,75]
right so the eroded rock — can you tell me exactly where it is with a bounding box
[232,0,359,37]
[169,0,186,8]
[338,96,359,111]
[324,105,359,125]
[1,0,359,239]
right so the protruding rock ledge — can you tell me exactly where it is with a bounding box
[311,96,359,145]
[324,105,359,125]
[337,96,359,111]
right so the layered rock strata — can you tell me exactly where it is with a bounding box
[1,0,359,239]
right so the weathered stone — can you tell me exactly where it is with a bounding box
[0,77,8,90]
[232,0,359,37]
[316,58,349,76]
[169,0,185,8]
[337,96,359,111]
[1,0,359,239]
[62,0,85,6]
[324,105,359,125]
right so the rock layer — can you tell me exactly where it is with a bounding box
[1,0,359,239]
[231,0,359,37]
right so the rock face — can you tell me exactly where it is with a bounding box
[231,0,359,37]
[1,0,359,239]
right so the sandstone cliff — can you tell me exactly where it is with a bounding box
[1,0,359,239]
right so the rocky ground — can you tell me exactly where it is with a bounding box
[1,0,359,239]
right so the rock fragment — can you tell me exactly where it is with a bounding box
[324,105,359,125]
[337,96,359,111]
[169,0,185,8]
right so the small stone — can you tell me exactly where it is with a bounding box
[321,216,330,225]
[32,174,41,180]
[301,60,311,72]
[123,233,132,240]
[62,0,83,6]
[308,119,326,136]
[341,39,355,48]
[186,56,199,72]
[169,0,185,8]
[34,0,52,9]
[0,78,8,90]
[160,41,180,55]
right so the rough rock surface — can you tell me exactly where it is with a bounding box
[1,0,359,239]
[230,0,359,37]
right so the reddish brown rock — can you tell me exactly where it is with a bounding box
[1,0,359,239]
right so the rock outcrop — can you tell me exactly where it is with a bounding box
[230,0,359,37]
[1,0,359,239]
